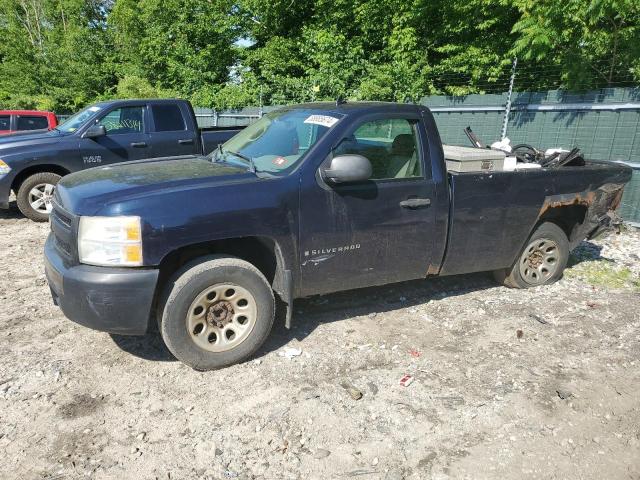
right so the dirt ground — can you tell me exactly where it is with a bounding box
[1,200,639,480]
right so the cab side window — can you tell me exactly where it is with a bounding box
[334,118,422,180]
[98,107,144,135]
[151,104,186,132]
[0,115,9,130]
[17,115,49,130]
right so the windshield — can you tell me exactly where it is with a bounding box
[57,105,103,133]
[212,109,342,174]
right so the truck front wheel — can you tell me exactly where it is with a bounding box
[493,222,569,289]
[16,172,61,222]
[158,256,275,370]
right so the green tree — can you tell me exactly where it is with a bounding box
[109,0,237,101]
[0,0,114,112]
[1,0,638,112]
[510,0,640,89]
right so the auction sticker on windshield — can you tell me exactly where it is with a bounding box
[304,115,339,128]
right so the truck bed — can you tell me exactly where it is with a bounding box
[200,126,245,155]
[439,161,631,276]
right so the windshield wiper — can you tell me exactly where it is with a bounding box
[212,143,223,163]
[226,149,257,173]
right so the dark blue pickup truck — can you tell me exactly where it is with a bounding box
[44,101,632,370]
[0,99,240,221]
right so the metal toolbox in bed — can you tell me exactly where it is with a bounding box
[443,145,506,173]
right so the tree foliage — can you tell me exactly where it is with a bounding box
[510,0,640,90]
[0,0,114,111]
[0,0,638,112]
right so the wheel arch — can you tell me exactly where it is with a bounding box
[535,204,588,248]
[499,200,588,280]
[11,164,71,192]
[154,236,290,306]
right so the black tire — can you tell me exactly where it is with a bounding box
[493,222,569,289]
[158,255,275,370]
[16,172,61,222]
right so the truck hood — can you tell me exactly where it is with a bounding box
[0,129,63,154]
[0,128,50,139]
[56,155,252,215]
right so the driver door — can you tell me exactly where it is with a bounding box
[78,105,152,168]
[298,114,438,296]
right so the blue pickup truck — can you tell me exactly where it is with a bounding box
[44,101,632,370]
[0,99,240,221]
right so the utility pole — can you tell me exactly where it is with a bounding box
[501,57,517,141]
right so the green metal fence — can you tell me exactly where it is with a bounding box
[421,88,640,224]
[197,88,640,160]
[422,88,640,163]
[201,88,640,222]
[61,88,640,224]
[619,164,640,225]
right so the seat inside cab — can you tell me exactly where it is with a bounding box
[335,131,421,179]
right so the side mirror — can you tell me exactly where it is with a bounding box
[82,124,106,139]
[323,154,372,184]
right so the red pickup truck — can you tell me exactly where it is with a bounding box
[0,110,58,135]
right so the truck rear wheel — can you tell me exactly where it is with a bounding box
[493,222,569,289]
[158,256,275,370]
[16,172,61,222]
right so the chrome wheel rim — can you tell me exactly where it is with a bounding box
[519,238,559,285]
[186,283,257,352]
[28,183,55,214]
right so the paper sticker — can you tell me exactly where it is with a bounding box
[304,114,339,128]
[272,156,287,166]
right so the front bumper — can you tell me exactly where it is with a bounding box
[44,234,159,335]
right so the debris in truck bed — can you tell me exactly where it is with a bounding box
[463,126,587,169]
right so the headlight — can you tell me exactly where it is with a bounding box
[0,159,11,177]
[78,216,143,266]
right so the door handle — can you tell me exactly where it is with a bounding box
[400,198,431,209]
[130,142,147,148]
[178,139,194,145]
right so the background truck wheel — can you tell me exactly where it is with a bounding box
[493,222,569,289]
[159,256,275,370]
[16,172,61,222]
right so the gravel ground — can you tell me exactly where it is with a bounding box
[1,201,639,480]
